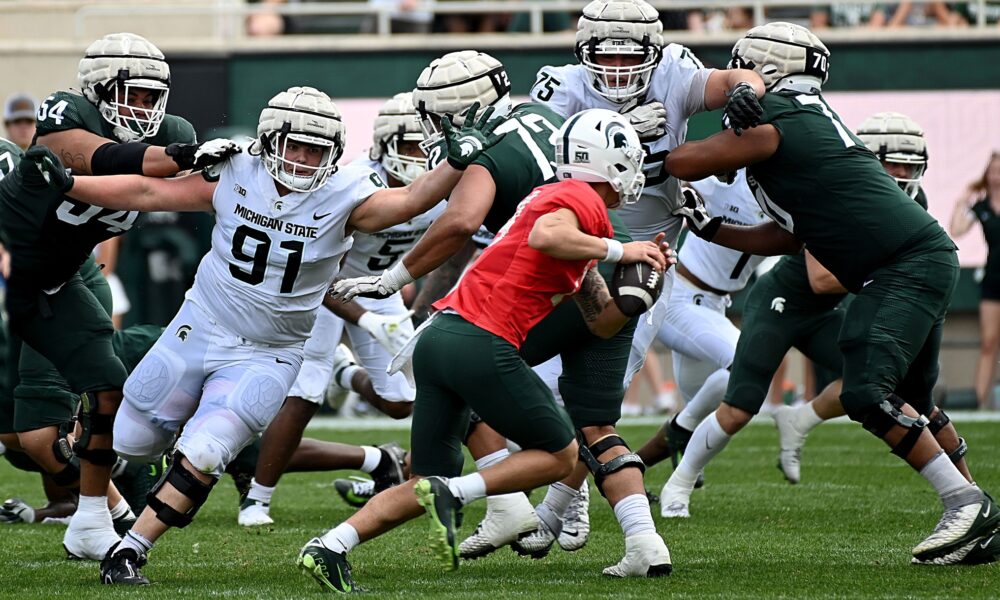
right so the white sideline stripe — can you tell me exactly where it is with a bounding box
[305,411,1000,432]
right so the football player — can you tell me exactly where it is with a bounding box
[667,22,998,564]
[332,51,674,575]
[0,33,237,560]
[237,92,440,527]
[26,84,500,585]
[300,109,671,593]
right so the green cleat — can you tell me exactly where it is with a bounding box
[414,477,463,571]
[334,477,376,508]
[298,538,360,593]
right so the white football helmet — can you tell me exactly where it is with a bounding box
[575,0,663,104]
[729,22,829,94]
[412,51,512,153]
[857,111,928,199]
[78,33,171,142]
[554,108,646,205]
[249,86,345,193]
[370,92,426,185]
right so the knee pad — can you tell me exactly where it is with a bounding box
[230,373,287,432]
[927,406,950,436]
[860,394,928,459]
[949,437,968,464]
[73,392,118,466]
[180,436,227,477]
[50,461,81,487]
[146,451,217,529]
[576,431,645,498]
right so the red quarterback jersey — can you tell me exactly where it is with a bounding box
[434,179,613,348]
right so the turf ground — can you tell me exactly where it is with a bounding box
[0,417,998,598]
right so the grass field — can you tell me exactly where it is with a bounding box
[1,418,998,598]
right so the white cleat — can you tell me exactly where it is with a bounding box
[325,344,357,411]
[458,493,538,560]
[602,533,672,577]
[63,511,121,561]
[773,406,805,484]
[912,492,1000,561]
[659,479,691,519]
[238,500,274,527]
[511,517,557,559]
[557,480,590,552]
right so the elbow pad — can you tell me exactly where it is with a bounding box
[90,142,150,176]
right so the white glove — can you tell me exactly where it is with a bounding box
[623,101,667,141]
[193,138,242,168]
[358,310,415,356]
[329,262,414,302]
[672,187,722,240]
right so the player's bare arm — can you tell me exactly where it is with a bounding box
[666,125,780,182]
[409,238,478,319]
[573,268,629,340]
[805,250,848,294]
[528,208,670,272]
[703,69,765,110]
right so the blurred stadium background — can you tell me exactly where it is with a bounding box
[3,0,1000,410]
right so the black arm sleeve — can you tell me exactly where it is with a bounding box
[90,141,150,175]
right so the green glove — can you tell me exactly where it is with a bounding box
[441,101,506,171]
[24,145,74,193]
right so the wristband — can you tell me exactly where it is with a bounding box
[602,238,624,263]
[383,260,415,292]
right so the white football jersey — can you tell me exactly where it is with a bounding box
[186,152,384,345]
[340,157,446,278]
[531,44,713,245]
[681,170,769,292]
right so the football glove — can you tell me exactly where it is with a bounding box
[441,101,506,171]
[165,138,242,171]
[329,262,414,302]
[673,187,722,241]
[722,81,763,136]
[623,100,667,141]
[24,146,74,193]
[358,310,414,356]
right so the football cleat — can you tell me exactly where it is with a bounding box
[64,511,121,561]
[298,537,361,593]
[459,493,538,560]
[238,498,274,527]
[912,492,1000,561]
[511,518,557,559]
[334,476,376,508]
[557,482,590,552]
[0,498,35,524]
[414,477,463,571]
[659,479,692,519]
[371,442,407,493]
[112,512,136,537]
[100,547,149,585]
[773,406,805,484]
[325,344,358,411]
[911,529,1000,566]
[602,532,672,577]
[665,418,704,488]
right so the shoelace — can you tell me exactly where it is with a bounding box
[930,508,963,536]
[350,478,375,496]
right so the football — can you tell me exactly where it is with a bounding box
[611,261,665,317]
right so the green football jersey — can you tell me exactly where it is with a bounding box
[0,137,22,179]
[747,92,954,292]
[766,253,846,312]
[0,90,197,289]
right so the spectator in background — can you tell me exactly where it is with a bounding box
[953,1,1000,25]
[883,1,961,26]
[364,0,434,33]
[811,3,891,28]
[247,0,287,36]
[507,0,572,33]
[434,0,508,32]
[3,94,37,151]
[949,151,1000,409]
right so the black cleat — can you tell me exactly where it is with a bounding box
[414,477,463,571]
[665,417,703,488]
[112,513,136,537]
[100,548,149,585]
[298,537,362,593]
[371,442,407,493]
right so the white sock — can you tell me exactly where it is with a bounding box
[613,493,656,537]
[77,495,109,516]
[673,412,732,487]
[109,498,133,520]
[320,523,360,554]
[117,530,154,556]
[446,473,486,506]
[338,365,361,390]
[675,369,729,431]
[540,482,577,518]
[920,451,978,508]
[793,403,825,434]
[247,479,275,505]
[474,449,509,471]
[359,446,382,473]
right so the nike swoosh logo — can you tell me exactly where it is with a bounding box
[981,534,996,550]
[561,529,580,537]
[275,358,293,365]
[862,279,875,287]
[336,564,351,592]
[982,503,991,518]
[313,211,332,220]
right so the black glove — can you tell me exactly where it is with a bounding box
[165,138,242,171]
[24,146,74,193]
[672,187,722,241]
[722,81,763,136]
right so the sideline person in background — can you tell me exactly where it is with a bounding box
[3,94,37,151]
[950,151,1000,410]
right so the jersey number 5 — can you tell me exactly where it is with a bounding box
[229,224,303,294]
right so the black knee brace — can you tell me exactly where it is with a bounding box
[949,437,968,464]
[73,392,118,466]
[3,449,44,473]
[146,451,217,529]
[927,406,951,436]
[860,394,928,459]
[577,431,645,498]
[50,461,81,487]
[463,411,483,444]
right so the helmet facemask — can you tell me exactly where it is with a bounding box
[578,38,660,103]
[882,155,926,199]
[261,128,341,193]
[383,128,427,185]
[94,74,170,142]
